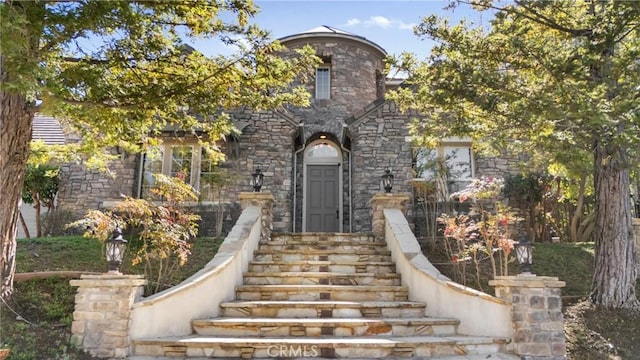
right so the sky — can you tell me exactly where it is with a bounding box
[189,0,490,60]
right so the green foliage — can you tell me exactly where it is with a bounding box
[68,174,201,294]
[21,164,59,207]
[1,1,321,162]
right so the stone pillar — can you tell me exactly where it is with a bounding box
[70,274,146,359]
[239,191,275,242]
[633,219,640,273]
[370,193,411,240]
[489,276,567,360]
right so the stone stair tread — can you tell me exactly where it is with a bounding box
[250,260,395,265]
[244,271,400,278]
[193,317,459,326]
[255,249,390,253]
[130,356,519,360]
[220,300,426,308]
[259,241,386,246]
[134,335,509,346]
[237,284,407,291]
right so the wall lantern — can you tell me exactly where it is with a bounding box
[106,227,128,274]
[515,232,533,275]
[381,168,394,193]
[250,168,264,192]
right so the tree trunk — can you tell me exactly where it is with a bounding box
[570,174,587,243]
[18,210,31,239]
[0,88,33,299]
[34,193,42,238]
[590,142,638,308]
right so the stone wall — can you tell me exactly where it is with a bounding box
[281,36,386,124]
[57,152,138,221]
[70,275,146,358]
[349,102,415,232]
[490,276,567,360]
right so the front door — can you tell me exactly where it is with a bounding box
[303,139,342,232]
[306,165,339,232]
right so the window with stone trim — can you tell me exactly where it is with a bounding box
[315,66,330,99]
[139,143,221,201]
[414,142,474,194]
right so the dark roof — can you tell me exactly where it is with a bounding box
[32,114,65,145]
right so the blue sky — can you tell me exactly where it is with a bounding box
[189,0,488,59]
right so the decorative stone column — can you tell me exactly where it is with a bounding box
[70,274,146,358]
[239,191,275,242]
[370,193,411,240]
[489,276,567,360]
[633,219,640,273]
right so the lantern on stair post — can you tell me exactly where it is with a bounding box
[515,231,533,275]
[250,168,264,192]
[381,168,394,193]
[106,227,128,274]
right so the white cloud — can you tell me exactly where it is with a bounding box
[343,16,416,31]
[345,18,361,27]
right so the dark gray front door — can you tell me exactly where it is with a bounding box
[306,165,339,232]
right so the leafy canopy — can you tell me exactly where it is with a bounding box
[1,0,320,160]
[389,0,640,171]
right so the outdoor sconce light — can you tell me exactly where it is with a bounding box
[106,227,128,274]
[250,168,264,192]
[515,232,533,275]
[381,168,394,193]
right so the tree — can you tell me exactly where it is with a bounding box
[390,0,639,309]
[21,163,60,238]
[0,1,319,299]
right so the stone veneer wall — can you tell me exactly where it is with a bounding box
[232,110,297,232]
[57,152,138,220]
[349,102,415,232]
[490,276,567,360]
[281,37,385,119]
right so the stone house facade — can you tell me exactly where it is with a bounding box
[54,26,519,235]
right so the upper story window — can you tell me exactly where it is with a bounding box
[315,66,330,99]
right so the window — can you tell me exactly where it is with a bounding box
[315,67,330,99]
[140,143,220,201]
[415,143,474,194]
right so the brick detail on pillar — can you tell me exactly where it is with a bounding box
[370,193,411,240]
[70,274,146,359]
[239,191,275,242]
[490,276,567,360]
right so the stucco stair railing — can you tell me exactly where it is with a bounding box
[129,232,518,359]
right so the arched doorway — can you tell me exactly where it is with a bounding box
[303,139,343,232]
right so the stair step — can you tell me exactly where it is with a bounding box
[130,355,520,360]
[132,335,509,358]
[253,249,391,262]
[243,272,401,285]
[192,317,459,337]
[249,260,396,273]
[236,284,409,301]
[258,240,387,251]
[220,300,426,318]
[272,233,375,242]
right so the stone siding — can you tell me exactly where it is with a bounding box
[349,102,415,232]
[57,152,138,220]
[281,36,386,125]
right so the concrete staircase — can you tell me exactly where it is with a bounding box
[131,233,515,359]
